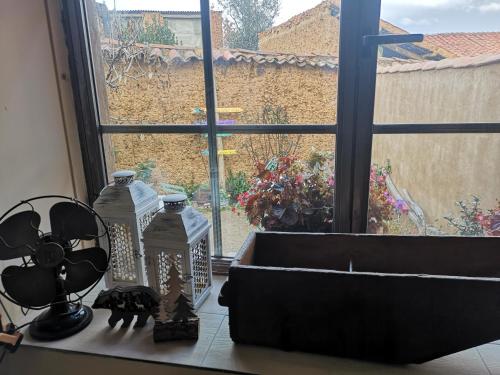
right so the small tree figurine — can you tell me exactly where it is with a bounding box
[172,294,198,322]
[164,260,183,314]
[153,262,199,342]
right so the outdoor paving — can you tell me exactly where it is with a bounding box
[202,208,255,257]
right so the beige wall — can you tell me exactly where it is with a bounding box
[374,63,500,226]
[0,0,86,320]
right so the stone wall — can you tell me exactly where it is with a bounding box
[210,11,223,49]
[107,60,337,187]
[259,1,340,56]
[106,47,500,228]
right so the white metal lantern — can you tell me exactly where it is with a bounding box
[93,170,159,288]
[143,194,212,314]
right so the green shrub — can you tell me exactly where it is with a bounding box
[134,160,156,184]
[225,170,250,205]
[180,180,202,201]
[137,18,177,45]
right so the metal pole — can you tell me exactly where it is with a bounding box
[200,0,223,257]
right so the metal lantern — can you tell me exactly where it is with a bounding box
[143,194,212,315]
[93,170,159,288]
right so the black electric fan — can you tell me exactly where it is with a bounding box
[0,196,110,340]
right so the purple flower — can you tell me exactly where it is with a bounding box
[394,199,409,214]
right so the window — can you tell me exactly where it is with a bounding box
[367,1,500,236]
[63,0,500,260]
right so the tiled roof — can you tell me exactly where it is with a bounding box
[378,53,500,74]
[101,40,500,74]
[425,32,500,57]
[259,0,450,60]
[101,40,339,69]
[377,57,421,66]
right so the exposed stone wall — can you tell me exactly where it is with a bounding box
[259,1,340,56]
[106,48,500,229]
[107,60,337,187]
[210,11,224,49]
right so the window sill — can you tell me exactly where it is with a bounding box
[211,257,232,275]
[5,275,499,374]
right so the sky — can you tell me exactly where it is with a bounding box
[98,0,500,34]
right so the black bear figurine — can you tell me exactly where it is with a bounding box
[92,286,160,328]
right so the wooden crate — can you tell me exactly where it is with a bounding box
[219,232,500,363]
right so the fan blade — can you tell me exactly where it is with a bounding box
[35,242,65,268]
[0,211,41,260]
[49,202,98,242]
[1,265,57,307]
[63,247,107,293]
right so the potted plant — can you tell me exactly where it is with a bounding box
[237,153,334,232]
[237,156,410,233]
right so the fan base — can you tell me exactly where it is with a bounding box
[29,303,93,341]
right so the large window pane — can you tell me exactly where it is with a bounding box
[209,0,339,125]
[217,134,336,256]
[87,0,207,125]
[107,133,336,257]
[374,1,500,124]
[106,133,222,250]
[108,134,209,191]
[367,134,500,236]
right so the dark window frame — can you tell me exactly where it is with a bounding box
[62,0,500,258]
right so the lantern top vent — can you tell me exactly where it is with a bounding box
[143,200,210,248]
[93,170,158,214]
[163,194,187,212]
[112,170,135,185]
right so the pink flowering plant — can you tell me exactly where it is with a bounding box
[237,153,335,232]
[444,197,500,236]
[367,161,410,234]
[237,154,409,233]
[480,202,500,236]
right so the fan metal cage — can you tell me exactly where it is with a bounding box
[0,195,111,341]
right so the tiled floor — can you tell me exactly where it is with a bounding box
[12,276,500,374]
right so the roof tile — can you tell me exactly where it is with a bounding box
[378,53,500,74]
[101,39,339,70]
[425,32,500,57]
